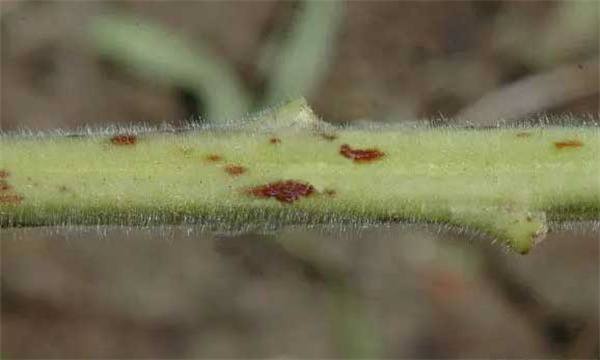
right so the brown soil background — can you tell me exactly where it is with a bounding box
[1,1,598,358]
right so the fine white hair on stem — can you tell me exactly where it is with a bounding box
[1,99,598,254]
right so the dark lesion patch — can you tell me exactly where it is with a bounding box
[554,140,583,149]
[247,180,315,203]
[0,169,23,204]
[516,132,531,138]
[269,137,281,144]
[0,194,24,205]
[110,134,137,146]
[225,165,247,176]
[0,180,12,191]
[205,154,223,163]
[339,144,385,163]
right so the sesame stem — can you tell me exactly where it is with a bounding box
[1,99,598,254]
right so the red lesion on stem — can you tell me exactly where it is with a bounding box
[0,194,23,205]
[339,144,384,163]
[0,168,23,204]
[554,140,583,149]
[269,137,281,144]
[0,180,12,191]
[205,154,223,163]
[248,180,315,203]
[110,134,137,146]
[516,132,531,138]
[225,165,247,176]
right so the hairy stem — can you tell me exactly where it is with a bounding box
[1,100,598,254]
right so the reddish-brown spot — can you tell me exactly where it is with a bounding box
[340,144,384,163]
[0,181,12,191]
[318,133,338,141]
[0,170,9,178]
[516,132,531,138]
[269,137,281,144]
[324,189,336,196]
[554,140,583,149]
[205,154,223,163]
[225,165,247,176]
[110,134,137,146]
[0,194,23,204]
[248,180,315,203]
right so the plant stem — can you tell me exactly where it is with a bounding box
[1,100,598,254]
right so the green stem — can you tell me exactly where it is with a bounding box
[1,99,598,254]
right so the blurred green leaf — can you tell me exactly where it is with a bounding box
[328,284,384,359]
[264,0,344,105]
[277,233,384,359]
[89,13,251,122]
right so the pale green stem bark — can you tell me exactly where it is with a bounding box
[1,100,598,254]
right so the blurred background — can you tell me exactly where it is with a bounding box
[0,0,598,358]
